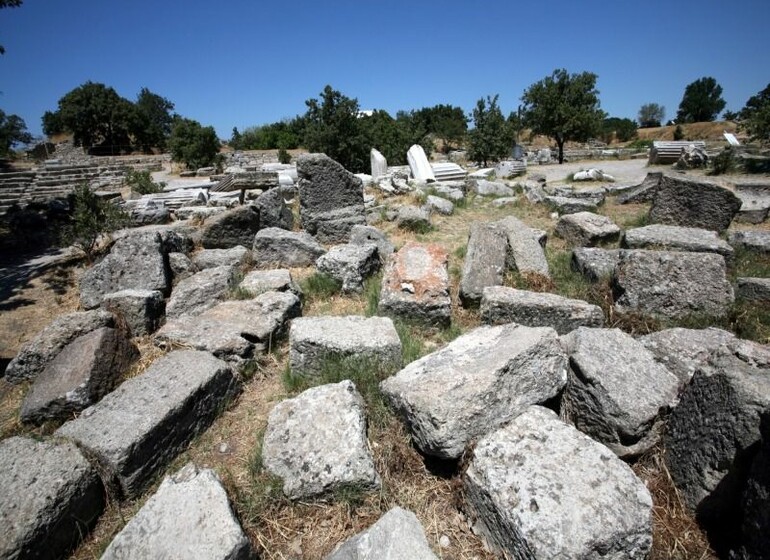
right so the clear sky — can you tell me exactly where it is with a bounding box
[1,0,768,140]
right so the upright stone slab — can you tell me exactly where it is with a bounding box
[56,350,237,498]
[289,316,402,377]
[481,286,604,334]
[555,211,620,247]
[370,148,388,180]
[349,224,394,257]
[80,231,171,309]
[648,174,741,232]
[561,327,679,457]
[612,250,734,320]
[254,186,294,230]
[623,224,734,263]
[5,309,115,384]
[0,437,104,560]
[253,227,326,268]
[571,247,620,281]
[406,144,435,182]
[165,265,237,319]
[297,153,366,243]
[326,507,437,560]
[464,406,652,560]
[199,204,260,249]
[262,381,380,500]
[378,242,451,328]
[381,323,566,459]
[459,222,508,307]
[102,289,165,336]
[316,243,380,293]
[156,292,301,366]
[191,246,251,270]
[665,349,770,549]
[20,327,139,424]
[101,463,255,560]
[495,216,550,278]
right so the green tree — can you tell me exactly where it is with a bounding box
[601,117,637,143]
[638,103,665,128]
[302,85,368,172]
[0,109,32,156]
[41,110,64,137]
[132,87,174,153]
[676,77,726,123]
[168,117,221,169]
[230,127,242,149]
[411,104,467,153]
[46,81,134,153]
[739,83,770,143]
[467,94,511,167]
[65,183,129,263]
[521,69,605,164]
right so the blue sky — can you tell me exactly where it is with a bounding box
[2,0,768,139]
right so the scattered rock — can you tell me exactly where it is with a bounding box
[555,211,620,247]
[191,246,250,270]
[424,194,454,215]
[253,227,326,268]
[617,171,662,204]
[496,216,550,278]
[431,183,465,202]
[316,243,380,293]
[472,179,514,197]
[102,289,165,336]
[571,247,620,281]
[297,153,366,243]
[396,205,431,231]
[464,406,652,559]
[126,198,169,225]
[728,230,770,253]
[649,174,742,233]
[740,410,770,559]
[101,463,255,560]
[168,252,197,284]
[381,323,566,459]
[572,168,615,181]
[20,327,139,424]
[198,204,261,249]
[491,196,517,207]
[545,195,600,214]
[239,268,301,297]
[0,437,104,560]
[612,250,734,319]
[254,187,294,230]
[378,242,451,328]
[737,277,770,301]
[349,224,395,258]
[289,315,402,378]
[326,507,437,560]
[5,309,115,384]
[480,286,604,334]
[57,350,237,498]
[166,265,237,319]
[262,380,380,499]
[623,224,734,263]
[561,327,679,457]
[174,206,226,221]
[459,222,508,307]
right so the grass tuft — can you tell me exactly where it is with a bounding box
[363,273,382,317]
[393,320,426,365]
[300,272,342,302]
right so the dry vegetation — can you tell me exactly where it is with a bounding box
[6,163,770,558]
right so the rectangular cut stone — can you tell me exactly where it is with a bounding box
[378,242,451,328]
[459,222,508,307]
[56,350,237,498]
[622,224,734,264]
[649,174,741,233]
[495,216,550,278]
[407,144,435,182]
[571,247,620,281]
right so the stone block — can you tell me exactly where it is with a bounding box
[166,265,237,319]
[555,211,620,247]
[459,222,507,307]
[239,269,301,297]
[191,246,251,270]
[623,224,734,263]
[349,224,394,257]
[571,247,620,281]
[316,243,380,293]
[253,227,325,268]
[649,174,741,233]
[101,289,165,336]
[199,204,260,249]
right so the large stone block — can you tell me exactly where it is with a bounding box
[480,286,604,334]
[253,227,326,268]
[728,229,770,253]
[0,437,104,560]
[407,144,435,182]
[326,507,437,560]
[289,316,402,377]
[378,242,451,328]
[561,327,679,457]
[56,350,237,498]
[191,246,251,270]
[165,265,238,319]
[199,204,260,249]
[459,221,507,307]
[381,323,566,459]
[20,327,139,424]
[736,277,770,301]
[262,380,380,499]
[254,186,294,230]
[571,247,620,282]
[495,216,550,278]
[741,411,770,559]
[101,463,255,560]
[101,289,165,336]
[555,211,620,247]
[297,153,366,243]
[648,174,741,232]
[239,268,301,297]
[5,309,115,384]
[349,224,394,258]
[622,224,734,263]
[316,243,380,293]
[612,250,734,319]
[370,148,387,180]
[464,406,652,559]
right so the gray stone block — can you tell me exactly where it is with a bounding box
[464,406,652,559]
[472,179,514,197]
[56,350,237,498]
[262,380,380,499]
[168,252,197,284]
[495,216,550,278]
[480,286,604,334]
[555,211,620,247]
[0,437,104,560]
[199,204,260,249]
[316,243,380,293]
[571,247,620,282]
[728,230,770,253]
[289,316,402,378]
[239,268,301,297]
[253,227,326,268]
[101,289,165,336]
[616,171,662,204]
[381,323,566,459]
[396,205,431,231]
[545,195,600,214]
[459,222,507,307]
[349,224,394,257]
[737,277,770,301]
[101,463,256,560]
[424,194,454,216]
[166,265,237,319]
[254,186,294,230]
[191,246,251,270]
[623,224,734,263]
[649,174,741,233]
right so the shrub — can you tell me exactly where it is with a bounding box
[673,125,685,141]
[709,147,737,175]
[277,147,291,164]
[65,182,130,262]
[168,117,221,170]
[124,169,164,194]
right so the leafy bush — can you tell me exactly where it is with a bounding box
[277,147,291,164]
[626,139,654,151]
[168,117,221,170]
[124,169,165,194]
[673,125,685,141]
[65,183,130,262]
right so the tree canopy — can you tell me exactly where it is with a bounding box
[168,117,221,170]
[132,87,175,153]
[521,69,605,163]
[739,83,770,143]
[676,77,726,123]
[601,117,637,143]
[0,109,32,156]
[467,95,511,166]
[638,103,665,128]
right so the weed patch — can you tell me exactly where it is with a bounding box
[300,272,341,302]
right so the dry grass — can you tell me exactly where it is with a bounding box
[636,121,739,143]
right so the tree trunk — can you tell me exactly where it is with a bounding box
[557,138,565,164]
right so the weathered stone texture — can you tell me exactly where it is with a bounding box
[101,289,165,336]
[199,204,260,249]
[648,174,741,232]
[165,265,237,319]
[459,222,507,307]
[555,211,620,246]
[622,224,734,263]
[253,227,325,268]
[316,243,380,293]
